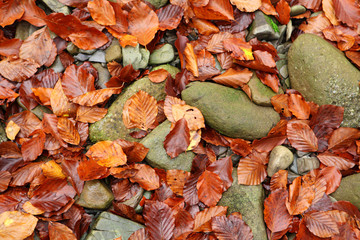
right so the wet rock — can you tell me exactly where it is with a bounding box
[247,11,280,41]
[66,42,79,55]
[331,173,360,209]
[181,82,280,140]
[79,49,97,55]
[140,121,194,171]
[122,188,144,208]
[248,73,278,107]
[149,44,175,65]
[74,53,91,62]
[0,123,7,143]
[151,64,180,77]
[15,21,38,40]
[89,50,106,63]
[218,170,267,240]
[92,63,110,89]
[295,156,320,175]
[144,0,168,8]
[85,212,144,240]
[50,56,64,73]
[76,180,114,210]
[41,0,70,14]
[290,5,307,16]
[105,40,122,63]
[122,44,150,70]
[89,65,179,142]
[288,33,360,127]
[267,146,294,177]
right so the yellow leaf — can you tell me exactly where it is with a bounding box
[41,160,66,179]
[0,211,38,240]
[5,120,20,140]
[172,104,205,131]
[187,129,202,151]
[23,201,45,215]
[230,0,262,12]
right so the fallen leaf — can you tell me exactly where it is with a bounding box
[76,105,107,123]
[270,170,288,191]
[206,32,233,53]
[86,140,127,167]
[148,69,169,83]
[212,215,253,240]
[71,87,122,106]
[0,0,24,27]
[288,93,311,120]
[41,160,66,179]
[164,118,190,158]
[0,171,11,192]
[193,206,228,232]
[191,18,219,35]
[171,104,205,131]
[48,221,77,240]
[197,170,223,207]
[129,228,149,240]
[328,127,360,150]
[223,38,254,60]
[10,162,43,187]
[87,0,116,26]
[332,0,360,27]
[57,117,80,145]
[20,0,47,27]
[260,0,278,16]
[317,152,355,170]
[230,0,261,12]
[286,177,315,215]
[193,0,234,21]
[157,4,184,31]
[0,57,39,82]
[5,121,20,141]
[319,166,341,194]
[50,80,78,118]
[304,211,339,238]
[166,169,190,196]
[21,130,46,162]
[184,43,199,77]
[256,71,279,93]
[322,0,339,25]
[129,164,160,191]
[299,12,331,35]
[77,158,109,181]
[345,51,360,69]
[275,0,290,24]
[212,68,253,89]
[237,151,267,185]
[287,120,318,152]
[174,208,194,239]
[22,201,44,215]
[298,0,322,11]
[0,211,38,240]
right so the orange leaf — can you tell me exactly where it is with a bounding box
[87,0,116,25]
[298,0,322,11]
[275,0,290,25]
[212,215,253,240]
[0,211,38,240]
[20,0,47,27]
[322,0,339,25]
[213,68,253,89]
[22,201,44,215]
[50,80,78,118]
[270,170,288,191]
[206,32,233,53]
[197,170,224,207]
[32,87,52,106]
[237,151,268,185]
[193,0,234,21]
[286,177,315,215]
[164,118,190,158]
[288,93,310,120]
[253,50,276,68]
[0,0,24,27]
[299,12,331,35]
[164,96,185,123]
[128,1,159,46]
[207,156,234,191]
[0,85,19,102]
[129,228,149,240]
[21,130,46,162]
[317,152,355,170]
[8,111,42,138]
[77,158,109,181]
[122,90,158,131]
[76,105,107,123]
[166,169,190,196]
[5,120,20,141]
[319,166,342,195]
[287,120,318,152]
[157,4,184,31]
[304,211,339,238]
[171,104,205,131]
[223,38,254,60]
[0,56,38,82]
[115,139,149,164]
[86,140,127,167]
[48,221,77,240]
[271,94,292,117]
[130,164,159,191]
[0,171,11,192]
[345,51,360,69]
[193,206,228,232]
[333,0,360,27]
[148,69,169,83]
[71,88,122,106]
[41,160,66,179]
[184,43,199,77]
[259,0,278,16]
[230,0,261,12]
[57,117,80,145]
[10,162,43,186]
[192,18,219,36]
[328,127,360,150]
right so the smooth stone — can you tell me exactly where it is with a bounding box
[92,63,110,89]
[89,65,179,142]
[247,11,280,41]
[0,123,7,143]
[15,21,38,41]
[50,56,64,73]
[288,33,360,127]
[66,42,79,55]
[286,20,293,41]
[149,44,175,65]
[267,146,294,177]
[331,173,360,209]
[85,212,144,240]
[296,156,320,175]
[79,49,97,54]
[144,0,168,8]
[122,188,144,208]
[105,40,122,63]
[41,0,70,14]
[122,44,150,70]
[290,5,307,16]
[280,65,288,78]
[275,25,287,46]
[140,121,194,171]
[76,180,114,210]
[181,82,280,140]
[218,169,267,240]
[74,53,91,62]
[89,50,106,63]
[248,73,277,107]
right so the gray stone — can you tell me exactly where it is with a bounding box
[144,0,168,8]
[287,171,300,181]
[296,156,320,175]
[248,73,278,107]
[275,25,287,46]
[15,21,38,41]
[280,65,288,78]
[218,170,267,240]
[267,146,294,177]
[66,42,79,55]
[76,180,114,210]
[86,212,144,240]
[74,53,91,62]
[105,40,122,63]
[288,33,360,127]
[149,44,175,65]
[79,49,97,54]
[286,20,293,41]
[247,11,280,41]
[290,5,307,16]
[92,63,110,89]
[50,56,64,73]
[89,65,179,142]
[140,121,194,171]
[89,50,106,63]
[41,0,70,14]
[122,44,150,70]
[331,173,360,209]
[181,82,280,140]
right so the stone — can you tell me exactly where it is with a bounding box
[89,65,179,142]
[122,188,144,208]
[41,0,70,14]
[247,11,280,41]
[144,0,168,8]
[92,63,111,89]
[151,64,180,77]
[149,44,175,65]
[0,123,7,143]
[331,173,360,209]
[50,56,64,73]
[15,21,38,40]
[290,5,307,16]
[296,156,320,175]
[17,98,53,120]
[267,146,294,177]
[181,82,280,140]
[280,65,288,78]
[140,121,194,171]
[248,73,278,107]
[288,33,360,127]
[66,42,79,55]
[76,180,114,210]
[218,170,267,240]
[105,40,122,63]
[286,20,293,41]
[79,49,97,54]
[89,50,106,63]
[74,53,91,62]
[122,44,150,70]
[85,212,144,240]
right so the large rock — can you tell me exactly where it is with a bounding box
[248,73,278,107]
[41,0,70,14]
[140,121,194,171]
[288,33,360,127]
[89,65,180,142]
[181,82,280,140]
[76,180,114,210]
[85,212,144,240]
[247,11,280,41]
[122,44,150,70]
[149,44,175,65]
[218,170,267,240]
[331,173,360,209]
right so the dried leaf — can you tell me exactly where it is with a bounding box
[10,162,43,187]
[130,164,159,191]
[223,38,253,60]
[76,105,107,123]
[77,158,109,181]
[87,0,116,25]
[275,0,290,25]
[184,43,199,77]
[287,120,318,152]
[213,68,253,89]
[0,0,24,27]
[22,201,44,215]
[164,118,190,158]
[171,104,205,131]
[174,208,194,239]
[5,120,20,141]
[21,130,46,162]
[206,32,233,53]
[212,215,253,240]
[0,171,11,193]
[230,0,261,12]
[237,151,267,185]
[48,221,77,240]
[86,140,127,167]
[228,138,252,157]
[0,57,39,82]
[260,0,278,15]
[270,170,288,191]
[193,0,234,21]
[166,169,190,196]
[192,18,219,35]
[197,170,223,207]
[57,117,80,145]
[319,166,341,195]
[20,0,47,27]
[286,177,315,215]
[193,206,227,232]
[129,228,149,240]
[61,64,95,99]
[346,51,360,69]
[50,80,78,118]
[71,87,122,106]
[0,211,37,240]
[328,127,360,150]
[157,4,184,31]
[299,12,331,35]
[42,113,68,147]
[288,93,310,120]
[304,211,339,238]
[164,96,185,123]
[322,0,339,25]
[41,160,66,179]
[333,0,360,27]
[317,152,355,170]
[148,69,169,83]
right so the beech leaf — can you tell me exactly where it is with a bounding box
[275,0,290,25]
[196,170,223,207]
[304,211,339,238]
[0,57,39,82]
[87,0,116,26]
[230,0,261,12]
[212,215,253,240]
[193,206,228,232]
[213,68,253,89]
[48,221,77,240]
[237,151,267,185]
[164,118,190,158]
[328,127,360,150]
[157,4,184,31]
[86,140,127,167]
[333,0,360,27]
[287,120,318,152]
[0,211,37,240]
[0,0,24,27]
[317,152,355,170]
[286,177,315,215]
[184,43,199,77]
[57,117,80,145]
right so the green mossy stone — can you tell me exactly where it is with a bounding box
[152,64,180,76]
[331,173,360,209]
[149,44,175,65]
[41,0,70,14]
[89,65,179,142]
[122,44,150,70]
[144,0,168,8]
[181,82,280,140]
[76,180,114,210]
[248,73,278,106]
[0,123,7,143]
[288,33,360,127]
[140,121,194,171]
[218,170,267,240]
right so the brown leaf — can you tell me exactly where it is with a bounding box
[0,170,11,193]
[5,121,20,141]
[87,0,116,25]
[256,71,279,93]
[322,0,339,25]
[9,162,42,187]
[271,94,291,117]
[223,38,254,60]
[213,68,253,89]
[164,96,185,123]
[228,138,252,157]
[288,93,310,120]
[114,139,149,164]
[0,38,20,57]
[174,208,194,239]
[130,164,159,191]
[71,87,122,106]
[50,80,78,118]
[57,117,80,145]
[164,118,190,158]
[298,0,322,11]
[299,12,332,35]
[317,152,355,170]
[148,69,169,83]
[304,211,339,238]
[206,32,233,53]
[7,111,42,138]
[0,57,39,82]
[270,170,288,191]
[345,51,360,69]
[0,0,24,27]
[76,105,107,123]
[184,43,199,77]
[333,0,360,27]
[171,104,205,131]
[260,0,278,16]
[61,64,95,99]
[287,120,318,152]
[86,140,127,167]
[77,158,109,181]
[166,169,190,196]
[144,201,175,240]
[319,166,341,195]
[237,151,267,185]
[123,90,158,131]
[275,0,290,25]
[20,0,47,27]
[0,211,38,240]
[128,1,159,46]
[193,0,234,21]
[328,127,360,150]
[21,130,46,162]
[230,0,261,12]
[206,156,233,191]
[42,113,68,147]
[48,221,76,240]
[286,177,315,215]
[197,170,223,207]
[157,4,184,31]
[191,18,219,36]
[183,171,201,205]
[129,228,149,240]
[212,215,253,240]
[193,206,227,232]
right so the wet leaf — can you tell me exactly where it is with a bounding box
[184,43,199,77]
[149,69,169,83]
[174,208,194,239]
[0,0,24,27]
[22,201,44,215]
[71,87,122,106]
[275,0,290,25]
[299,12,331,35]
[0,57,39,82]
[298,0,322,11]
[328,127,360,150]
[164,118,190,158]
[212,215,253,240]
[286,177,315,215]
[333,0,360,27]
[10,162,43,187]
[193,0,234,21]
[166,169,190,196]
[130,164,159,191]
[21,130,46,162]
[206,32,233,53]
[193,206,227,232]
[304,211,339,238]
[76,105,107,123]
[42,113,68,147]
[319,167,341,195]
[228,138,252,157]
[212,68,253,89]
[197,170,223,207]
[345,51,360,69]
[317,152,355,170]
[164,96,185,123]
[87,0,116,26]
[86,140,127,167]
[61,64,95,99]
[0,211,37,240]
[287,120,318,152]
[288,93,310,120]
[57,117,80,145]
[230,0,261,12]
[192,18,219,36]
[270,170,288,191]
[223,38,253,60]
[48,221,77,240]
[77,158,109,181]
[0,171,11,192]
[20,0,47,27]
[129,228,149,240]
[157,4,184,31]
[50,80,78,118]
[41,160,66,179]
[260,0,277,16]
[237,151,267,185]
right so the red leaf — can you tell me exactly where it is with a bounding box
[61,64,95,99]
[149,69,169,83]
[207,156,233,190]
[328,127,360,150]
[57,117,80,145]
[333,0,360,27]
[129,228,149,240]
[212,215,253,240]
[166,169,190,196]
[286,177,315,215]
[0,0,24,27]
[288,93,310,120]
[309,105,344,138]
[346,51,360,69]
[164,118,190,158]
[0,57,39,82]
[7,111,41,138]
[0,171,11,192]
[61,159,84,195]
[144,201,175,240]
[237,151,267,185]
[212,68,253,89]
[298,0,322,11]
[275,0,290,25]
[259,0,278,16]
[317,152,355,171]
[20,0,47,27]
[157,4,184,31]
[77,158,109,181]
[206,32,233,53]
[193,0,234,21]
[0,38,22,57]
[183,172,201,205]
[253,50,276,68]
[76,105,107,123]
[49,222,77,240]
[193,206,227,232]
[196,170,223,207]
[270,169,288,191]
[129,164,160,191]
[87,0,116,25]
[42,113,68,147]
[174,208,194,239]
[319,166,341,195]
[10,162,43,187]
[304,211,339,238]
[115,139,149,164]
[256,71,279,93]
[21,130,46,162]
[287,120,318,152]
